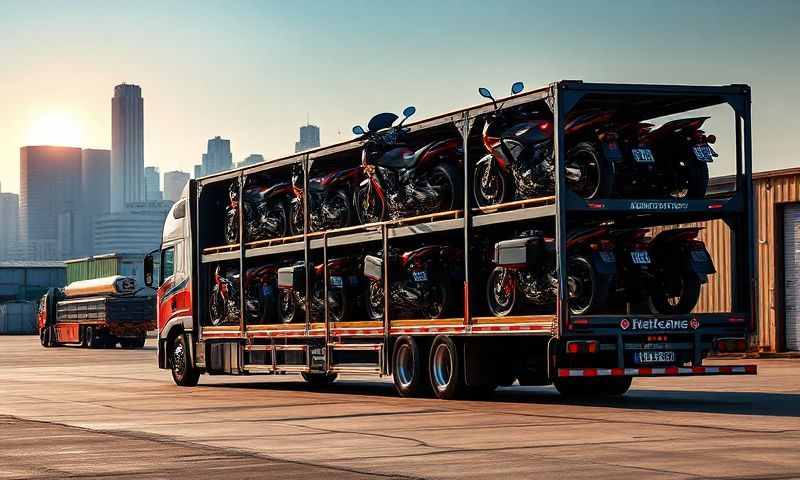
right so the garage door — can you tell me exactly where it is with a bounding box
[783,204,800,351]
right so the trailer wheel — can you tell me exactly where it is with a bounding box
[392,336,431,397]
[80,326,89,348]
[171,335,200,387]
[40,330,47,347]
[300,371,338,386]
[132,335,147,349]
[85,326,97,349]
[429,336,466,400]
[47,326,59,347]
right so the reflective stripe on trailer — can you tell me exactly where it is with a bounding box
[557,365,757,377]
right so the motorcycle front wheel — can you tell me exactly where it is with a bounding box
[328,190,353,230]
[648,271,701,314]
[366,280,385,321]
[566,142,614,199]
[224,209,238,244]
[324,287,351,322]
[425,280,451,319]
[355,183,385,225]
[289,200,304,236]
[567,255,610,315]
[263,202,289,239]
[486,267,517,317]
[208,290,226,326]
[278,289,298,324]
[473,160,508,207]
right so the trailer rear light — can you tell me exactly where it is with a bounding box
[647,335,668,342]
[566,340,599,354]
[587,202,605,209]
[568,317,590,331]
[727,317,746,324]
[715,338,747,353]
[708,203,724,209]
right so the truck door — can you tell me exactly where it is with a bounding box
[157,241,191,332]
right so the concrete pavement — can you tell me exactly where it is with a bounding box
[1,336,799,479]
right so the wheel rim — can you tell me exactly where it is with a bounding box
[266,205,287,238]
[426,284,446,319]
[329,192,350,229]
[568,259,594,314]
[567,151,601,198]
[327,290,345,321]
[432,344,453,392]
[357,186,382,224]
[396,343,414,388]
[368,282,384,319]
[429,169,455,212]
[489,269,514,316]
[475,163,504,206]
[209,294,223,326]
[279,291,295,323]
[173,342,186,377]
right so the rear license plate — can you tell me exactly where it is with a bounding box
[630,250,651,265]
[632,148,655,163]
[690,249,709,262]
[329,276,344,288]
[599,251,616,263]
[412,271,428,282]
[634,350,675,364]
[693,144,714,162]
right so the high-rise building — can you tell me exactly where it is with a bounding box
[80,149,111,257]
[238,154,264,168]
[111,83,144,212]
[196,136,232,176]
[295,124,320,153]
[19,146,82,260]
[163,170,190,202]
[94,200,173,255]
[144,166,162,201]
[193,164,204,179]
[0,191,19,260]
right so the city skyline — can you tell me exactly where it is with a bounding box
[1,1,798,194]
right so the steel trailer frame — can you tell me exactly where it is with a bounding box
[189,80,756,381]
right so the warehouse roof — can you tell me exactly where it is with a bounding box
[0,261,65,269]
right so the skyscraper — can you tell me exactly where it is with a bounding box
[197,136,232,176]
[19,146,82,260]
[0,191,19,260]
[94,200,173,255]
[238,153,264,168]
[163,170,190,202]
[79,148,111,257]
[144,166,162,201]
[111,83,144,212]
[295,124,320,153]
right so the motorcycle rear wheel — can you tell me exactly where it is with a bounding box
[473,160,508,207]
[355,184,386,225]
[425,281,451,319]
[429,164,462,213]
[566,142,614,199]
[289,200,304,236]
[208,290,226,326]
[366,281,385,321]
[278,289,298,324]
[567,255,609,315]
[648,271,701,314]
[486,267,517,317]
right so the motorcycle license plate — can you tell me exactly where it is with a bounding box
[693,144,715,162]
[690,249,709,262]
[631,148,655,163]
[630,250,651,265]
[329,276,344,288]
[412,271,428,282]
[634,350,675,364]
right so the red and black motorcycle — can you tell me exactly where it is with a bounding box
[277,256,363,323]
[352,107,463,224]
[604,228,654,311]
[363,245,462,320]
[225,175,293,244]
[243,264,279,323]
[486,228,617,316]
[288,163,362,235]
[646,227,715,314]
[209,265,240,326]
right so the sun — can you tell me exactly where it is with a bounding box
[26,111,83,147]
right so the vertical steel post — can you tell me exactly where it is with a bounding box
[382,223,390,375]
[461,111,472,327]
[238,173,245,337]
[303,156,311,339]
[730,114,743,313]
[742,89,756,334]
[553,83,569,338]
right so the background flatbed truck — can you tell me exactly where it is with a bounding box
[148,81,757,399]
[39,276,155,349]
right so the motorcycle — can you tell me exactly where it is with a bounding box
[486,228,617,316]
[352,106,463,224]
[646,227,715,314]
[238,175,293,242]
[277,256,363,323]
[288,163,363,235]
[605,228,654,312]
[243,264,279,323]
[209,266,240,326]
[224,181,240,244]
[474,83,619,205]
[362,245,462,320]
[640,117,717,198]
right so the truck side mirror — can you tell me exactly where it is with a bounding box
[144,254,154,287]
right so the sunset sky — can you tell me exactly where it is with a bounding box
[1,0,798,193]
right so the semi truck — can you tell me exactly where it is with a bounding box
[147,81,757,399]
[39,276,155,348]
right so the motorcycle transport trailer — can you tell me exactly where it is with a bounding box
[147,81,757,399]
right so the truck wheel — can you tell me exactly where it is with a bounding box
[85,326,97,348]
[133,335,147,349]
[392,336,431,397]
[80,327,89,348]
[40,330,47,347]
[47,326,59,347]
[171,335,200,387]
[300,371,338,386]
[429,336,466,400]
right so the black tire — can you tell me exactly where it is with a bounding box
[392,336,431,397]
[325,287,351,323]
[131,335,147,349]
[567,255,610,315]
[208,290,226,327]
[425,280,451,320]
[278,288,299,324]
[301,371,338,386]
[429,163,462,213]
[289,199,304,236]
[366,280,385,321]
[355,182,386,225]
[80,326,89,348]
[265,202,289,239]
[328,190,353,230]
[554,376,632,397]
[47,326,58,347]
[686,161,709,199]
[40,329,47,347]
[648,271,702,315]
[171,334,200,387]
[85,326,97,349]
[473,158,508,207]
[486,267,517,317]
[566,141,614,199]
[429,336,466,400]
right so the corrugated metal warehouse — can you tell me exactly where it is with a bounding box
[684,168,800,352]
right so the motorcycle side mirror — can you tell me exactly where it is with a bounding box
[352,125,365,135]
[511,81,524,95]
[143,253,154,287]
[402,106,416,118]
[478,87,494,100]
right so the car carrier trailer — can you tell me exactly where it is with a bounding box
[39,276,155,349]
[148,80,757,399]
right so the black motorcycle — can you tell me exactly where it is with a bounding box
[243,264,279,323]
[277,256,362,323]
[289,163,362,235]
[233,175,293,242]
[352,107,463,224]
[209,266,240,326]
[363,245,461,320]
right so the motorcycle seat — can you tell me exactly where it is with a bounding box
[375,145,416,169]
[308,177,325,192]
